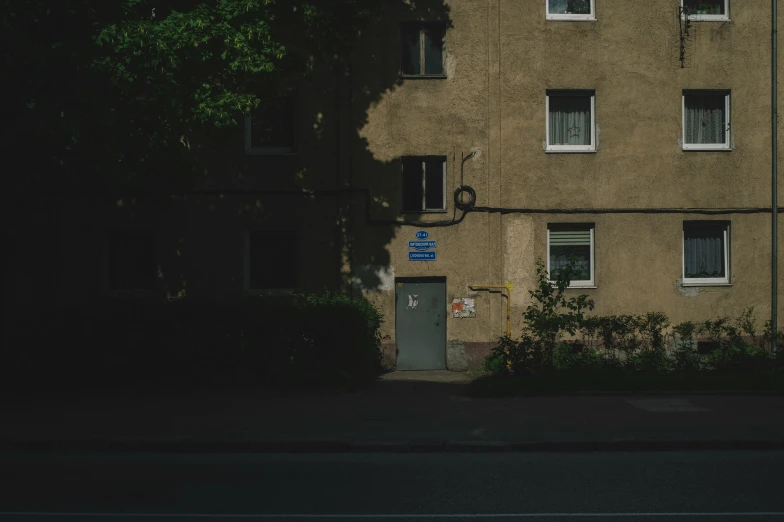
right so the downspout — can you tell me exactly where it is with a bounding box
[773,0,778,352]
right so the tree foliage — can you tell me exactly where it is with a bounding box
[2,0,378,190]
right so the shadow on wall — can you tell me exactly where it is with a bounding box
[5,1,452,305]
[213,0,454,295]
[346,1,453,292]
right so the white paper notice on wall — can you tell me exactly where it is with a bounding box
[452,298,476,318]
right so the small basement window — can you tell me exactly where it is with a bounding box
[697,340,720,355]
[401,156,446,212]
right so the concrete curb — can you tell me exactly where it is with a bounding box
[2,438,783,454]
[467,390,784,398]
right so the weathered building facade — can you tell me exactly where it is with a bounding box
[349,0,784,369]
[16,0,784,371]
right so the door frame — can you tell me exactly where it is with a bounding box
[394,276,447,370]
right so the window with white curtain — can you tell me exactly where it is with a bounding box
[546,0,595,20]
[682,0,729,21]
[682,91,731,150]
[683,221,730,285]
[546,90,596,152]
[547,224,595,287]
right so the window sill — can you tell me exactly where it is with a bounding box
[546,16,597,21]
[549,282,596,289]
[682,15,730,22]
[401,210,448,214]
[682,146,732,152]
[681,282,732,287]
[400,74,448,80]
[545,149,597,154]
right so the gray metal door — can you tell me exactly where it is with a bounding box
[395,277,446,370]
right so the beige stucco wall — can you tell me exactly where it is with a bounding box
[352,0,784,351]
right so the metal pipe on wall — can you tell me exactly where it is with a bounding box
[773,0,778,353]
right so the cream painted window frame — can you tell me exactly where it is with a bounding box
[545,90,596,153]
[681,0,730,22]
[546,224,596,289]
[682,90,732,151]
[546,0,596,21]
[682,221,731,286]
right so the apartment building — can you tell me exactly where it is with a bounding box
[42,0,783,371]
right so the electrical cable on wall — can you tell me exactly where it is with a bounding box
[183,185,784,228]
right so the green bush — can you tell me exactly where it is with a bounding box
[672,321,702,372]
[480,258,782,390]
[1,290,384,392]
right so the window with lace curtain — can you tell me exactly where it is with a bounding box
[546,90,596,153]
[683,221,730,285]
[682,90,731,151]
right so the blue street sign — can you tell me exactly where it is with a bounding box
[409,251,436,261]
[408,240,437,251]
[415,230,429,239]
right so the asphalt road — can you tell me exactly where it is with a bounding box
[1,451,783,522]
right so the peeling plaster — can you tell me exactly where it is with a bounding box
[675,279,699,297]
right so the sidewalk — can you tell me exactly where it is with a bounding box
[2,371,784,453]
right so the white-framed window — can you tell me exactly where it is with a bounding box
[546,90,596,153]
[547,223,595,288]
[243,230,299,294]
[546,0,596,20]
[682,0,729,21]
[106,230,156,292]
[683,221,730,285]
[682,90,731,150]
[401,22,446,77]
[245,96,296,155]
[401,156,447,212]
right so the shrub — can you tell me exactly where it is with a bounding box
[479,257,782,389]
[672,321,702,372]
[1,290,384,392]
[483,258,593,376]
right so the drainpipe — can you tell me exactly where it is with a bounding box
[468,281,513,337]
[773,0,778,352]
